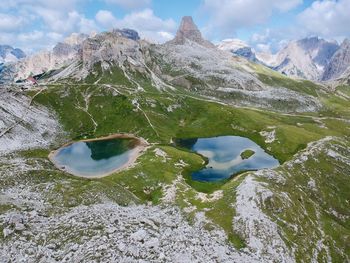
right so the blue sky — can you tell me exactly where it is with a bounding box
[0,0,349,53]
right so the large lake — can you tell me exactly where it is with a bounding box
[175,136,279,182]
[50,136,145,178]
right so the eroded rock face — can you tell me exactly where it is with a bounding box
[52,43,78,57]
[323,39,350,81]
[0,88,62,155]
[169,16,214,48]
[257,37,340,81]
[112,28,140,41]
[79,32,144,69]
[0,33,88,82]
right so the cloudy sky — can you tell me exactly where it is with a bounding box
[1,0,349,53]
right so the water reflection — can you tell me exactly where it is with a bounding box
[176,136,279,182]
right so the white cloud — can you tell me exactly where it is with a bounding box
[117,9,176,32]
[47,32,64,42]
[95,8,176,43]
[0,0,81,11]
[96,10,118,28]
[0,0,96,35]
[249,27,303,53]
[200,0,303,38]
[157,31,174,41]
[298,0,350,39]
[142,31,174,43]
[250,0,350,54]
[0,0,97,52]
[0,13,24,31]
[256,43,271,53]
[35,8,97,34]
[0,30,69,53]
[18,31,44,42]
[105,0,151,10]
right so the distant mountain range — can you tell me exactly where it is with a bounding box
[1,21,349,84]
[322,39,350,81]
[0,17,349,262]
[0,45,26,64]
[218,37,350,82]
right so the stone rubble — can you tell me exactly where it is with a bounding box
[0,203,261,263]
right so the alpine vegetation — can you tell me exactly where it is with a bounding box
[0,2,349,262]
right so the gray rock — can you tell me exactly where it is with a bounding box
[168,16,215,48]
[113,28,140,41]
[3,227,14,238]
[322,38,350,80]
[130,229,148,241]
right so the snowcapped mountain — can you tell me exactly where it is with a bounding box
[258,37,339,80]
[0,45,26,64]
[217,39,257,62]
[322,39,350,81]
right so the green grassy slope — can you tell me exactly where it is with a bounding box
[2,63,348,260]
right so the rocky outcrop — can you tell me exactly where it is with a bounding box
[155,38,321,112]
[52,42,78,57]
[168,16,214,48]
[322,39,350,81]
[0,88,61,154]
[112,28,140,41]
[0,29,146,83]
[0,203,262,262]
[79,32,144,70]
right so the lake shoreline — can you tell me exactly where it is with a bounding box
[48,133,149,179]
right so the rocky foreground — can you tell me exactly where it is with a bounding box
[0,16,349,263]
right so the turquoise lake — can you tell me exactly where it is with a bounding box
[175,136,279,182]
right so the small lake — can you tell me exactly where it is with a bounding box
[50,135,146,178]
[175,136,279,182]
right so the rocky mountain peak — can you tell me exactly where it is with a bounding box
[169,16,214,48]
[322,38,350,81]
[112,28,140,41]
[341,38,350,48]
[178,16,199,37]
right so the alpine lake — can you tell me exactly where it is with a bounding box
[175,136,279,182]
[50,134,279,182]
[49,135,147,178]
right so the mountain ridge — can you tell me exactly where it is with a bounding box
[0,45,26,64]
[322,38,350,81]
[0,16,349,263]
[218,36,350,82]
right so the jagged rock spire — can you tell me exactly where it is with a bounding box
[169,16,214,48]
